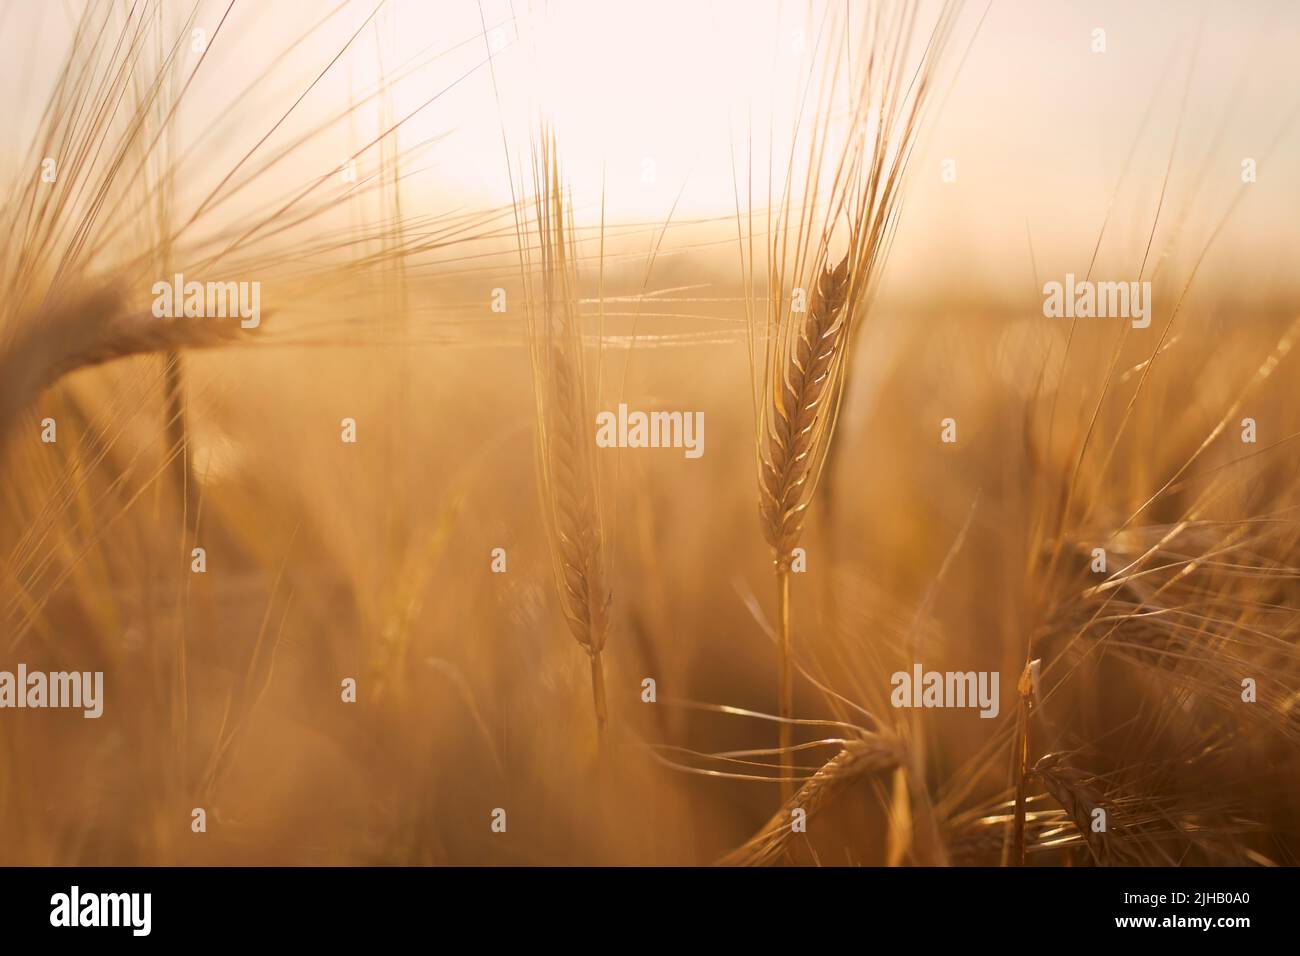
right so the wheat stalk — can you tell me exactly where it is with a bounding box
[521,134,612,742]
[1011,658,1039,865]
[749,2,961,802]
[759,256,851,797]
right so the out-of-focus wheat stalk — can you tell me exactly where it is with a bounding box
[717,731,903,865]
[0,288,242,458]
[1032,752,1143,867]
[520,132,613,743]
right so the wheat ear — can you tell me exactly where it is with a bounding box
[0,287,242,457]
[1033,752,1139,866]
[522,136,612,741]
[717,733,902,866]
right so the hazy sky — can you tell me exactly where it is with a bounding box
[4,1,1297,298]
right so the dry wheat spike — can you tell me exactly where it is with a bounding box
[521,134,612,741]
[759,256,852,566]
[1033,752,1141,867]
[718,732,903,866]
[0,286,243,457]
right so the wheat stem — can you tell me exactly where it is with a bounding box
[777,566,793,803]
[589,650,608,742]
[1012,690,1029,866]
[1011,657,1039,865]
[163,350,198,533]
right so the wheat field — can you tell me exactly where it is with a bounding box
[0,0,1297,868]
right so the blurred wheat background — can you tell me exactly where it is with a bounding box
[1,0,1297,866]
